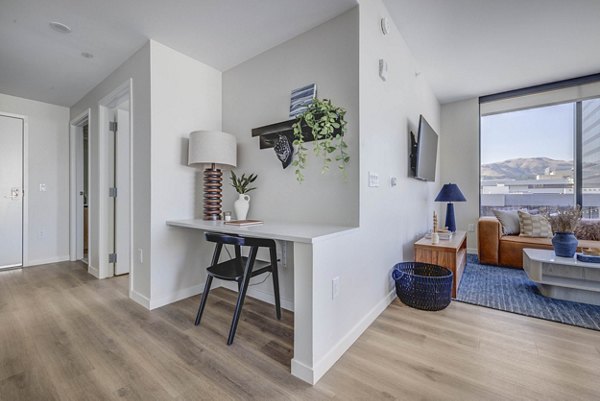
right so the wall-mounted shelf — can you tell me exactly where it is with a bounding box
[251,119,342,149]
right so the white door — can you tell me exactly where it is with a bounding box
[114,108,130,275]
[0,115,24,269]
[75,126,85,260]
[106,107,130,276]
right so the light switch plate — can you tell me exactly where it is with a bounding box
[39,183,47,192]
[368,172,380,187]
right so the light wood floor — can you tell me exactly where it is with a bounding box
[1,262,599,400]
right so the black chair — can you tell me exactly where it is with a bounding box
[195,232,281,345]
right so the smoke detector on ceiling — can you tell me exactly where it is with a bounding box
[49,21,72,34]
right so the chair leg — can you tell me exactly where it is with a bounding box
[227,248,257,345]
[228,274,252,345]
[195,275,213,326]
[270,248,282,320]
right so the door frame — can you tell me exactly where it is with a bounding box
[98,79,133,281]
[69,109,91,268]
[0,111,29,268]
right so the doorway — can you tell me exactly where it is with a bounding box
[0,114,25,270]
[106,102,131,276]
[98,80,132,279]
[70,110,91,269]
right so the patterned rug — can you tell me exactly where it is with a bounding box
[456,255,600,331]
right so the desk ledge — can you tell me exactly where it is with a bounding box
[166,219,358,244]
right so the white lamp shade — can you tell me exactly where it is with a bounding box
[188,130,237,167]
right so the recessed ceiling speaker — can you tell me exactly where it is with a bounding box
[49,21,72,34]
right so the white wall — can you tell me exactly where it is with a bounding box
[149,41,222,307]
[221,7,359,309]
[440,98,480,251]
[303,0,442,380]
[0,93,69,265]
[70,43,152,299]
[222,9,360,227]
[219,0,441,382]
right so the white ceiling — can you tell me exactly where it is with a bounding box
[0,0,357,107]
[384,0,600,104]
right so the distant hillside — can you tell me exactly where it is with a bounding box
[481,157,573,180]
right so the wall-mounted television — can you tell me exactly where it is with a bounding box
[410,115,438,182]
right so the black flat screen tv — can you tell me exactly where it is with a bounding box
[410,115,438,182]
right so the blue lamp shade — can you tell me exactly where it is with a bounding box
[435,183,466,232]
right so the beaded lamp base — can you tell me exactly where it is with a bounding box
[203,165,223,220]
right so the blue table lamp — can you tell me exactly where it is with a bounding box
[435,183,466,232]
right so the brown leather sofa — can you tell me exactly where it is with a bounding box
[478,217,599,268]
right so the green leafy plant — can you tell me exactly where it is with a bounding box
[230,171,257,194]
[292,98,349,183]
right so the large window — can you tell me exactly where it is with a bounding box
[480,90,600,218]
[582,98,600,218]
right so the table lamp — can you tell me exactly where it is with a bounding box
[435,183,466,232]
[188,130,237,220]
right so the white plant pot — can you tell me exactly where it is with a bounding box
[234,194,250,220]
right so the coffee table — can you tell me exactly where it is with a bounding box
[523,248,600,306]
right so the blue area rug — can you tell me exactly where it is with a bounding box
[456,255,600,331]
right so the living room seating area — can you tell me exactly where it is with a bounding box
[478,215,600,268]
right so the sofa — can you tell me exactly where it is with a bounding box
[478,217,600,268]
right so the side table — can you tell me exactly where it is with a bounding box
[414,231,467,298]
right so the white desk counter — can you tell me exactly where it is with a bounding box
[166,219,357,244]
[166,218,359,384]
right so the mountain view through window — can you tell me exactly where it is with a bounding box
[481,101,600,218]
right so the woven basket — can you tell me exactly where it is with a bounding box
[391,262,453,311]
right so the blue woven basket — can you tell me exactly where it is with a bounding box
[391,262,453,311]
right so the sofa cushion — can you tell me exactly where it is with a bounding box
[493,209,520,235]
[518,211,552,238]
[501,235,552,246]
[575,219,600,241]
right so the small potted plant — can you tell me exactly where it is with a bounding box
[545,205,582,258]
[230,171,257,220]
[292,98,349,183]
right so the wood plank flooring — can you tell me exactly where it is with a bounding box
[0,261,599,400]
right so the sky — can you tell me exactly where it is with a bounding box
[481,102,574,164]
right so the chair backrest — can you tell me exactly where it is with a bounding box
[205,232,276,249]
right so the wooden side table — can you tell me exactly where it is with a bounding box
[414,231,467,298]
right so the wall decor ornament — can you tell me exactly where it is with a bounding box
[289,83,317,118]
[274,134,293,169]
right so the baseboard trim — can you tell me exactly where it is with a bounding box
[311,289,397,384]
[467,248,477,255]
[148,283,219,310]
[88,264,100,278]
[220,281,294,312]
[25,255,70,267]
[291,359,315,384]
[129,289,151,309]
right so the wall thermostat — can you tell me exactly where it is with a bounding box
[381,17,390,35]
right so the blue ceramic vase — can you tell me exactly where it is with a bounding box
[552,232,578,258]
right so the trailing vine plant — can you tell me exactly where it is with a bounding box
[291,98,349,183]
